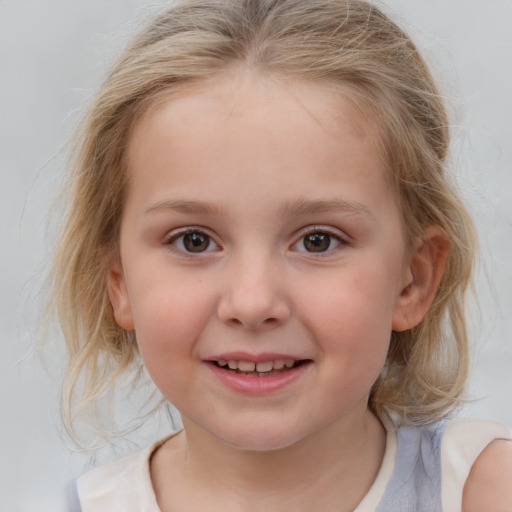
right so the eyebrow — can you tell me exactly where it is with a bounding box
[278,198,374,220]
[144,199,225,216]
[144,197,373,220]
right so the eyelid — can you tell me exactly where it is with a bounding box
[164,226,221,255]
[291,225,350,254]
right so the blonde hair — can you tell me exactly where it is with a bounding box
[51,0,476,443]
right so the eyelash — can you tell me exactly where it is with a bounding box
[164,226,349,256]
[292,226,349,255]
[165,227,220,256]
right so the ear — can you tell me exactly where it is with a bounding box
[107,257,135,331]
[392,226,449,332]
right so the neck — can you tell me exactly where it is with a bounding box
[151,408,386,512]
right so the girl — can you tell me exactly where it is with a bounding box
[51,0,512,510]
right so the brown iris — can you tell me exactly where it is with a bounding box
[183,232,210,252]
[303,233,331,252]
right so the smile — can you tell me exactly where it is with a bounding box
[206,356,312,394]
[214,359,300,377]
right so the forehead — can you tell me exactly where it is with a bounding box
[127,70,380,160]
[124,71,394,214]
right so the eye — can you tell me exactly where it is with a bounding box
[167,229,218,254]
[293,229,344,253]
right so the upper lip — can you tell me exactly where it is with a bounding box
[205,352,307,363]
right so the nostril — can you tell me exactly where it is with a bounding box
[224,316,281,330]
[217,292,291,329]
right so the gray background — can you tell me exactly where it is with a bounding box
[1,1,511,510]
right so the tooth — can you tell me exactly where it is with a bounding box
[217,360,227,367]
[256,361,273,372]
[273,360,285,370]
[228,360,238,370]
[238,361,256,372]
[284,360,295,368]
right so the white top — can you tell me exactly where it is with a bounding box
[76,417,512,512]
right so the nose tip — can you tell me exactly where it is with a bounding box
[217,275,291,330]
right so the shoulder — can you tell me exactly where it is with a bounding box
[462,438,512,512]
[76,435,175,511]
[440,417,512,512]
[77,449,151,510]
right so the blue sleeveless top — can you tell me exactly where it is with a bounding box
[376,421,446,511]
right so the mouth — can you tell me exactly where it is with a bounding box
[209,359,309,377]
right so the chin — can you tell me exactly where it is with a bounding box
[211,423,306,453]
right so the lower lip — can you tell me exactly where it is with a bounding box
[206,362,311,395]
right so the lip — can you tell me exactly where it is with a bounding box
[205,351,304,363]
[204,354,312,395]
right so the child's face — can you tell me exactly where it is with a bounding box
[110,72,414,451]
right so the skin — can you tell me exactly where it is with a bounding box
[107,70,475,511]
[462,439,512,510]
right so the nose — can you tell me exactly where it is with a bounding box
[217,254,291,330]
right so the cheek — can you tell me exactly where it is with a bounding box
[128,277,215,386]
[317,298,391,371]
[296,265,397,371]
[316,301,391,403]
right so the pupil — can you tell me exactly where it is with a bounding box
[304,233,330,252]
[183,232,209,252]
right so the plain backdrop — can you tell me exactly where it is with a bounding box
[1,1,511,510]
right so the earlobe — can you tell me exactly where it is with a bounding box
[107,257,135,331]
[392,226,449,332]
